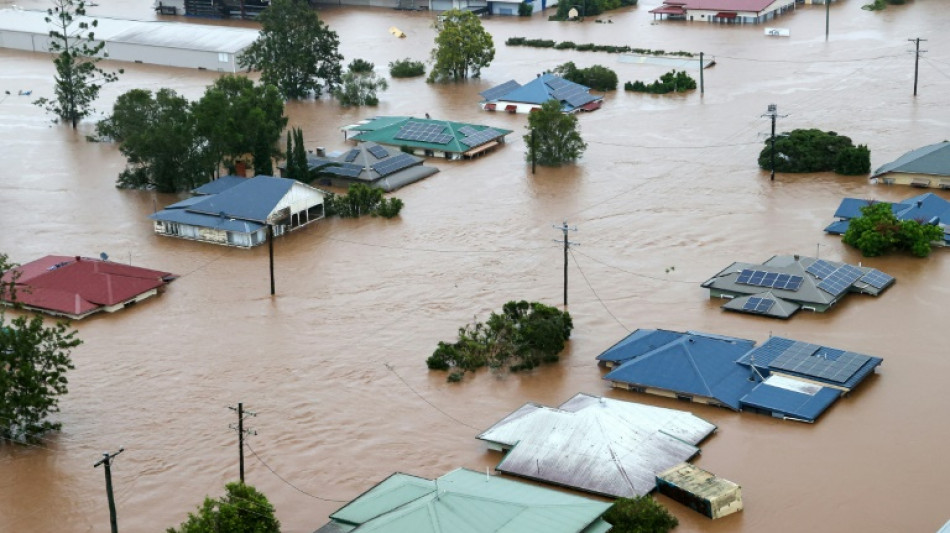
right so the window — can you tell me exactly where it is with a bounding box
[218,52,229,63]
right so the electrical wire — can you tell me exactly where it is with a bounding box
[568,248,629,333]
[383,363,482,431]
[244,441,346,503]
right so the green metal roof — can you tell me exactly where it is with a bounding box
[324,468,612,533]
[348,116,512,154]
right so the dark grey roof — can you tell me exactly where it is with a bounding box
[722,292,800,318]
[872,141,950,178]
[149,208,265,234]
[312,142,438,192]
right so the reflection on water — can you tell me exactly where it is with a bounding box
[1,1,949,532]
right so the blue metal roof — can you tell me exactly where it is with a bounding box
[603,334,758,410]
[187,175,295,222]
[595,329,685,363]
[735,337,882,391]
[739,381,841,422]
[482,73,601,112]
[163,196,208,210]
[829,194,950,240]
[824,220,851,235]
[149,208,265,234]
[192,175,248,195]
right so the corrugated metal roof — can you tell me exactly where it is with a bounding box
[481,74,602,112]
[721,292,800,319]
[735,337,883,392]
[827,194,950,243]
[193,176,248,195]
[323,468,611,533]
[654,0,782,12]
[739,376,841,422]
[478,393,716,498]
[349,116,512,155]
[595,328,685,363]
[872,141,950,178]
[186,175,295,222]
[149,207,265,233]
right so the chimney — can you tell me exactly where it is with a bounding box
[235,160,247,177]
[794,254,800,261]
[316,147,326,157]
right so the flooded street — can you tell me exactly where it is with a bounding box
[1,1,949,531]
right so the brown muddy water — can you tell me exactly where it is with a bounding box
[1,1,949,531]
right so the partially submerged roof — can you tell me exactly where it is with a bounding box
[872,141,950,178]
[735,336,883,392]
[825,194,950,245]
[306,142,439,192]
[602,333,757,410]
[656,463,740,502]
[702,255,895,317]
[738,375,841,422]
[480,73,603,113]
[595,328,685,364]
[345,116,512,155]
[651,0,780,12]
[478,393,716,497]
[321,468,612,533]
[1,255,175,319]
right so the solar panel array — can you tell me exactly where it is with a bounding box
[458,125,478,136]
[551,81,596,107]
[460,128,502,148]
[805,259,838,279]
[816,264,864,297]
[395,121,453,144]
[859,269,894,289]
[344,149,360,163]
[743,297,774,314]
[367,145,389,160]
[736,269,804,291]
[371,153,417,176]
[325,163,363,178]
[545,76,571,90]
[770,345,870,384]
[480,80,521,101]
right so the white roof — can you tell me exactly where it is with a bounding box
[0,9,258,54]
[478,393,717,498]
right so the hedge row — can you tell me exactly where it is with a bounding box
[505,37,692,57]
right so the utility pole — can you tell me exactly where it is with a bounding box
[825,0,830,41]
[94,448,124,533]
[228,403,257,483]
[761,104,787,181]
[908,38,927,96]
[699,52,704,95]
[530,126,537,174]
[267,224,275,295]
[552,221,578,307]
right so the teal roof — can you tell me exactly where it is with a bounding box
[872,141,950,178]
[349,116,512,154]
[324,468,611,533]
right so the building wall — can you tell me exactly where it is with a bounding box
[106,42,239,72]
[875,172,950,188]
[482,101,540,114]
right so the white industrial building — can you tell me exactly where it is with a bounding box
[0,9,259,72]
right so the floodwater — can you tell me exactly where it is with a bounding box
[1,1,949,532]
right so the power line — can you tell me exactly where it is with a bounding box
[383,363,481,431]
[572,248,701,284]
[568,248,629,333]
[244,441,347,503]
[710,53,902,64]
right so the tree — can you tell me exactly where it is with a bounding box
[98,88,212,192]
[283,127,309,182]
[239,0,343,99]
[554,62,618,91]
[757,129,869,174]
[625,70,696,94]
[193,75,288,176]
[842,201,944,257]
[324,183,403,218]
[428,9,494,83]
[389,58,426,78]
[333,60,389,106]
[834,144,871,175]
[166,482,280,533]
[0,254,82,444]
[603,496,679,533]
[34,0,121,128]
[525,99,587,167]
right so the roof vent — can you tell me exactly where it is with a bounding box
[918,200,923,207]
[794,254,800,261]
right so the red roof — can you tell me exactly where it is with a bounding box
[652,0,778,13]
[2,256,176,318]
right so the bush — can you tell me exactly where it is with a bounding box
[625,70,696,94]
[604,496,678,533]
[389,58,426,78]
[554,61,618,91]
[842,201,944,257]
[834,144,871,175]
[757,129,869,174]
[518,1,533,16]
[555,41,576,49]
[323,183,403,218]
[348,58,374,74]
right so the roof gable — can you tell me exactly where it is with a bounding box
[873,141,950,178]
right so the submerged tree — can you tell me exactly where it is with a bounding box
[842,201,944,257]
[333,59,389,106]
[757,129,870,175]
[239,0,343,99]
[525,99,587,167]
[283,127,310,182]
[34,0,121,128]
[0,254,82,444]
[428,9,494,83]
[166,482,280,533]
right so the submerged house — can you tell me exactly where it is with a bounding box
[149,175,325,248]
[656,463,743,520]
[649,0,797,24]
[299,142,439,192]
[314,468,613,533]
[342,116,512,160]
[600,329,883,423]
[825,193,950,247]
[477,393,716,498]
[0,255,176,319]
[871,141,950,188]
[701,254,895,318]
[479,73,603,115]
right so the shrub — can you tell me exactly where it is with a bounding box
[604,496,678,533]
[323,183,403,218]
[625,70,696,94]
[518,1,533,16]
[555,41,576,49]
[554,61,618,91]
[757,129,869,174]
[348,58,374,74]
[835,144,871,175]
[389,58,426,78]
[842,201,944,257]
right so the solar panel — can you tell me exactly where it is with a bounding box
[460,128,502,148]
[458,125,478,136]
[395,121,453,144]
[343,149,359,163]
[805,259,837,279]
[325,163,363,178]
[770,345,870,384]
[367,145,389,160]
[371,153,417,176]
[859,269,894,289]
[735,269,804,292]
[816,264,864,297]
[743,297,774,314]
[545,76,571,90]
[480,80,521,101]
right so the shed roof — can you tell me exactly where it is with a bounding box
[872,141,950,178]
[323,468,612,533]
[478,393,716,498]
[602,333,758,410]
[1,256,175,319]
[346,116,512,155]
[305,142,439,191]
